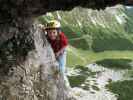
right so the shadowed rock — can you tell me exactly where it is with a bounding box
[0,0,132,21]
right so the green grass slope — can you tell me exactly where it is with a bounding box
[38,6,133,66]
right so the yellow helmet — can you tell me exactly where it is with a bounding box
[46,20,61,29]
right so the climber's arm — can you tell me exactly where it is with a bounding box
[55,46,67,58]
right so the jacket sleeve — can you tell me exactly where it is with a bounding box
[61,32,68,49]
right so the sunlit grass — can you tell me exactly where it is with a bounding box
[67,46,133,67]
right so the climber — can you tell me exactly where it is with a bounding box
[44,20,68,75]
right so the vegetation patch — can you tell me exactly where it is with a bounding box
[68,65,97,89]
[95,58,133,69]
[106,80,133,100]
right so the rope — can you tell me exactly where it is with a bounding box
[68,35,90,41]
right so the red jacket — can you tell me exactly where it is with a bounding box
[47,32,68,53]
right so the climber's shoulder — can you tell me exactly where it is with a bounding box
[59,32,68,45]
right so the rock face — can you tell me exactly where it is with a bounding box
[0,0,132,100]
[0,21,72,100]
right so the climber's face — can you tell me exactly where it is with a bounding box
[47,29,58,40]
